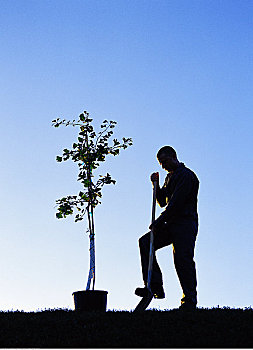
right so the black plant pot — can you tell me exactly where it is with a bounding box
[72,290,108,312]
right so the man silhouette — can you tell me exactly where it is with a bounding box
[135,146,199,310]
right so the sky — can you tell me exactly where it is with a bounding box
[0,0,253,312]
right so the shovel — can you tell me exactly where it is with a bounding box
[134,180,157,312]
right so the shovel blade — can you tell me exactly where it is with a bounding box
[133,292,153,313]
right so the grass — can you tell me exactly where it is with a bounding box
[0,307,253,348]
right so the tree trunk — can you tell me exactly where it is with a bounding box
[86,203,95,290]
[85,131,96,291]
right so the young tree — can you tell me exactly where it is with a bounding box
[52,111,133,291]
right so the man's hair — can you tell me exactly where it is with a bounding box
[157,146,177,159]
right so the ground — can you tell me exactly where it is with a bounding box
[0,307,252,347]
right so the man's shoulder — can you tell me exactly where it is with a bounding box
[178,164,199,182]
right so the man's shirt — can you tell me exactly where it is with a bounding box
[154,163,199,226]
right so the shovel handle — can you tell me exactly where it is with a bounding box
[151,181,157,224]
[147,180,157,291]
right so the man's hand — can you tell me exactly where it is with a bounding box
[150,172,159,184]
[149,219,161,234]
[149,216,166,234]
[149,222,157,234]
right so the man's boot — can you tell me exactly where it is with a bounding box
[135,284,165,299]
[179,296,197,310]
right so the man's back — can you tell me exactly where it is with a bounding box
[156,163,199,223]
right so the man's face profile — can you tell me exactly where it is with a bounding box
[158,153,176,172]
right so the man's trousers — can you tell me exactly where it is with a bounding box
[139,220,198,305]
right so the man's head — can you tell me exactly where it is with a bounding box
[157,146,179,172]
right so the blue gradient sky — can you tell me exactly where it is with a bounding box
[1,0,252,311]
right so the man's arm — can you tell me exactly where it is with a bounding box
[155,184,167,207]
[150,172,167,207]
[151,171,193,228]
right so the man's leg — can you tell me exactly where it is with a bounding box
[172,221,198,307]
[138,227,172,294]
